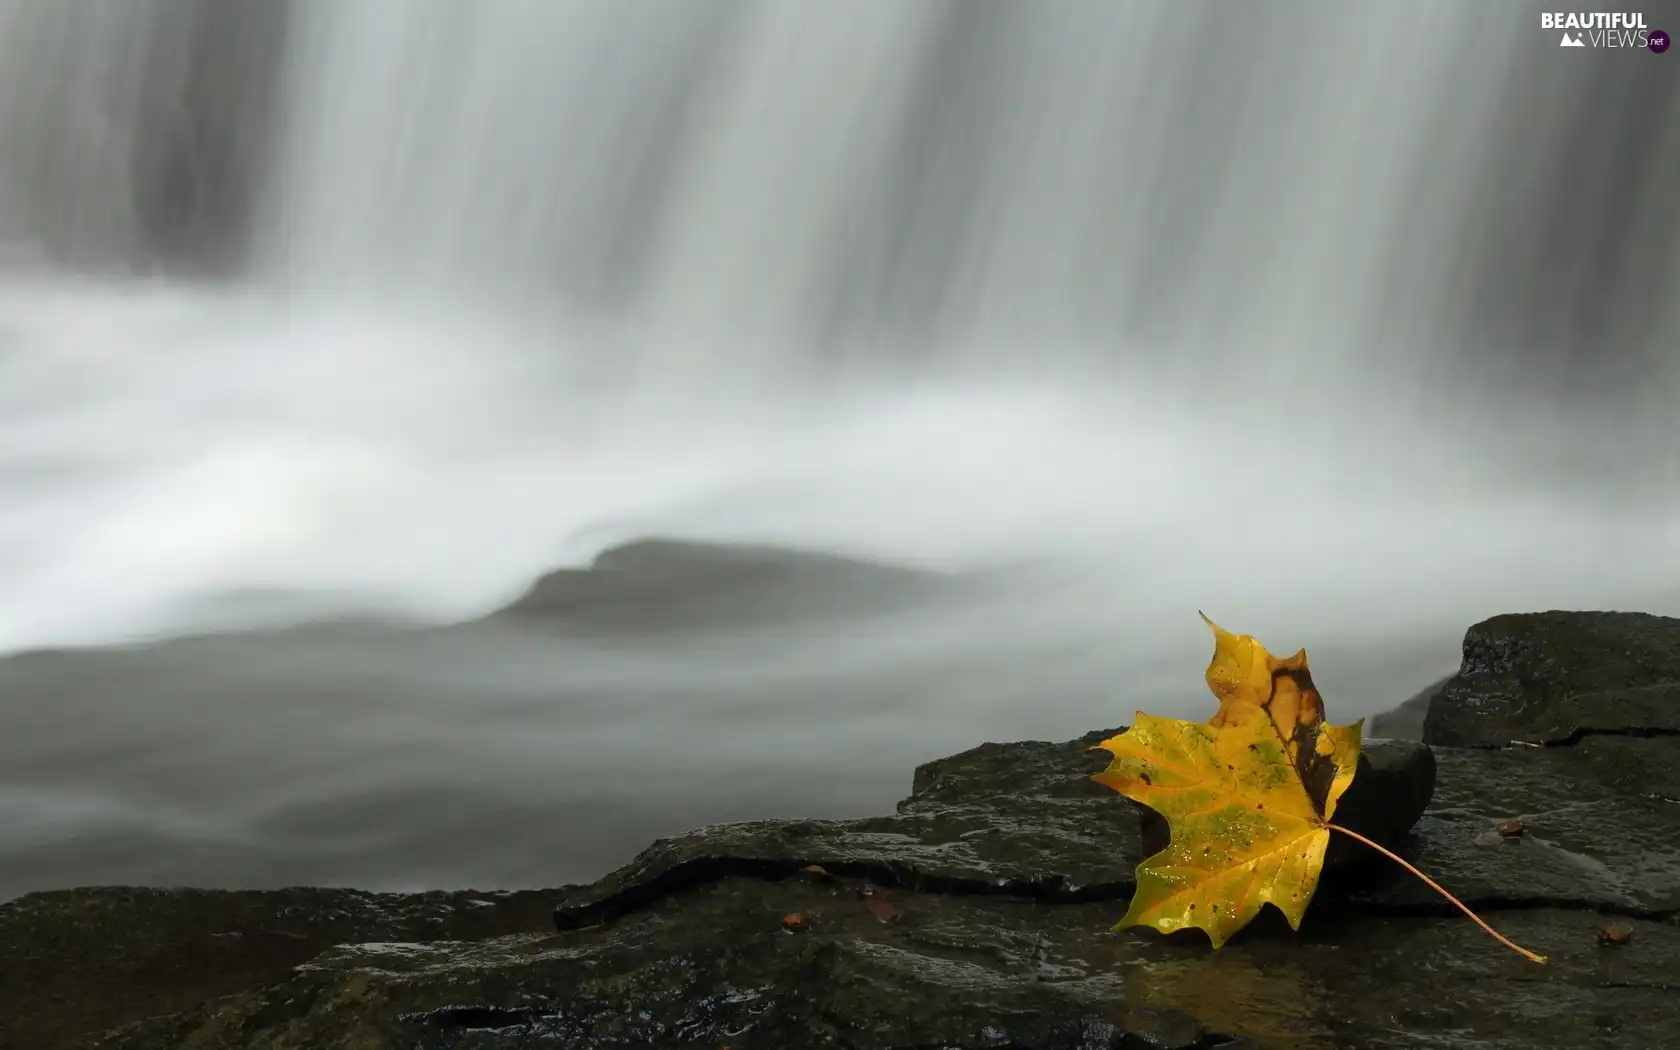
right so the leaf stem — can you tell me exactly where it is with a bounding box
[1325,822,1548,965]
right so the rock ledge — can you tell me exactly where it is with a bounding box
[3,611,1678,1049]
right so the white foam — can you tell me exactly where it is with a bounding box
[0,280,1674,656]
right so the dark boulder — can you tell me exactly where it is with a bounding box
[1423,610,1680,748]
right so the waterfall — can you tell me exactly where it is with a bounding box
[249,0,1680,398]
[3,0,1674,388]
[0,1,1676,650]
[259,1,733,309]
[0,0,283,272]
[0,0,175,266]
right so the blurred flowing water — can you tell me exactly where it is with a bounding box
[0,0,1677,899]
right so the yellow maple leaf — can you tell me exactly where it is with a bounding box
[1093,615,1548,963]
[1094,711,1360,947]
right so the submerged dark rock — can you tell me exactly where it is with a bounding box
[490,537,974,632]
[4,611,1680,1049]
[1368,673,1451,740]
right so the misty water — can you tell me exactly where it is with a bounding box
[1,1,1677,901]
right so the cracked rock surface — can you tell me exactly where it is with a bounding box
[5,611,1680,1049]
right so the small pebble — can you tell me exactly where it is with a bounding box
[1595,924,1633,946]
[864,896,899,924]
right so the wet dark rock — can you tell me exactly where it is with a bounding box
[1423,610,1680,748]
[6,611,1680,1049]
[1335,739,1680,916]
[547,732,1438,932]
[0,887,555,1050]
[489,537,974,632]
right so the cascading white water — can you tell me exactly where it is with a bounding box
[0,0,1677,650]
[258,2,1679,382]
[0,0,172,265]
